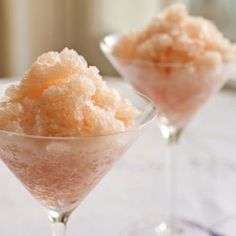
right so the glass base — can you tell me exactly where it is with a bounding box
[211,216,236,236]
[121,217,220,236]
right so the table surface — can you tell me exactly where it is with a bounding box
[0,77,235,236]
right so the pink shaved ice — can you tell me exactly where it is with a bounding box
[113,3,236,65]
[0,48,139,136]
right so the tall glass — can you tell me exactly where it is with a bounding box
[101,34,236,235]
[0,80,156,236]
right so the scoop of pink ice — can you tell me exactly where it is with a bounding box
[0,48,139,136]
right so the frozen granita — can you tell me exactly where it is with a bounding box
[0,48,141,210]
[0,48,139,136]
[108,3,236,128]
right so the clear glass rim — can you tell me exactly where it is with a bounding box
[0,82,156,141]
[100,33,235,68]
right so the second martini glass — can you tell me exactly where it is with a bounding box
[0,80,156,236]
[101,34,236,236]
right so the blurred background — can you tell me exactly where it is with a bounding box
[0,0,236,78]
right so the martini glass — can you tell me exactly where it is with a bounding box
[0,80,156,236]
[100,34,236,236]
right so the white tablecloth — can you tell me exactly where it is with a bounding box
[0,77,235,235]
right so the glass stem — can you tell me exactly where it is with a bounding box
[52,223,66,236]
[159,124,182,223]
[165,141,177,223]
[48,210,72,236]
